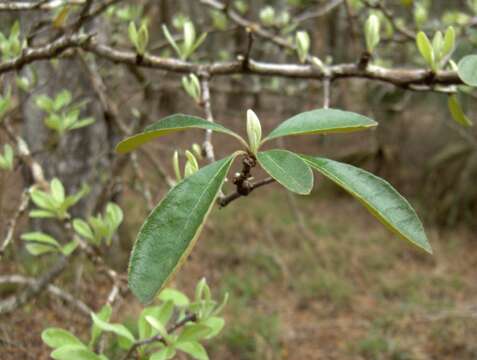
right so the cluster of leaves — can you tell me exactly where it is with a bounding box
[42,280,226,360]
[35,90,95,136]
[115,108,432,304]
[0,21,23,60]
[163,21,207,61]
[128,21,149,55]
[29,178,89,220]
[172,144,203,184]
[21,178,90,256]
[416,27,455,72]
[73,203,123,246]
[0,144,14,171]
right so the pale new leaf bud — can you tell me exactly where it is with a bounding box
[365,14,380,53]
[246,109,262,155]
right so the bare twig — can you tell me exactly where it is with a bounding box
[0,190,29,256]
[199,73,217,164]
[0,275,91,316]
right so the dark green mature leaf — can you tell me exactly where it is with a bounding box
[257,149,313,195]
[302,156,432,254]
[458,55,477,87]
[116,114,244,153]
[129,155,236,303]
[263,109,377,142]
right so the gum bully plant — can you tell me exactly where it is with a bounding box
[116,108,432,304]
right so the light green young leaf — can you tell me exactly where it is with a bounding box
[441,26,455,59]
[457,54,477,87]
[73,219,94,240]
[158,288,190,307]
[51,178,65,204]
[90,313,135,347]
[295,31,310,63]
[162,25,181,57]
[69,117,95,130]
[128,21,138,48]
[41,328,85,349]
[365,14,380,52]
[246,109,262,155]
[61,239,79,256]
[145,316,168,338]
[53,90,72,111]
[177,324,212,343]
[448,94,473,127]
[172,150,182,182]
[302,156,432,254]
[416,31,435,70]
[29,209,56,218]
[136,21,149,55]
[257,149,313,195]
[128,155,236,303]
[431,31,443,61]
[35,95,54,113]
[30,188,56,210]
[21,232,60,247]
[51,345,102,360]
[90,305,112,347]
[176,341,209,360]
[115,114,245,154]
[26,243,58,255]
[150,347,176,360]
[263,108,377,142]
[201,317,225,339]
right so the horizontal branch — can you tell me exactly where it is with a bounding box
[219,177,276,207]
[0,33,463,89]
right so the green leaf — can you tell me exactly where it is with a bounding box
[441,26,455,59]
[61,240,79,256]
[150,347,176,360]
[178,324,212,343]
[51,178,65,204]
[302,156,432,254]
[69,117,95,130]
[25,243,58,255]
[51,345,102,360]
[73,219,94,240]
[257,149,313,195]
[21,232,60,247]
[53,90,72,111]
[158,288,190,307]
[30,188,56,210]
[162,24,182,58]
[448,95,473,127]
[128,21,138,48]
[90,313,135,347]
[458,55,477,87]
[416,31,435,69]
[90,305,112,347]
[29,209,56,218]
[263,108,377,142]
[35,95,54,112]
[176,341,209,360]
[116,114,244,154]
[128,155,236,303]
[201,317,225,339]
[145,316,168,338]
[41,328,84,349]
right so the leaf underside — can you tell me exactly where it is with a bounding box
[128,155,236,304]
[263,108,377,142]
[302,155,432,254]
[257,149,313,195]
[458,55,477,87]
[115,114,241,154]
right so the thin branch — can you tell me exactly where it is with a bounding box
[199,73,217,164]
[0,275,91,316]
[121,313,197,360]
[219,177,275,207]
[0,0,83,11]
[294,0,344,24]
[0,190,29,256]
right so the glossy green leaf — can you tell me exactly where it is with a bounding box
[129,155,236,303]
[116,114,244,154]
[302,156,432,254]
[263,108,377,142]
[51,345,102,360]
[458,55,477,87]
[448,95,473,127]
[41,328,84,349]
[257,149,313,195]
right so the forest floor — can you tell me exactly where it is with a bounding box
[2,182,477,360]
